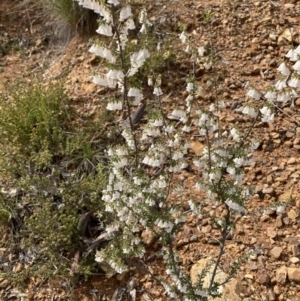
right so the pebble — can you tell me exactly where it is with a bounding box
[289,257,300,264]
[287,268,300,282]
[267,227,277,239]
[276,266,287,284]
[256,273,270,285]
[270,247,283,259]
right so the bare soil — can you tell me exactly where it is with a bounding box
[1,0,300,300]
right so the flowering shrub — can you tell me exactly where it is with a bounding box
[76,0,299,299]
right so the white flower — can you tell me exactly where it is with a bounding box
[199,113,209,126]
[179,31,187,44]
[288,77,300,88]
[277,92,290,102]
[124,18,135,30]
[247,88,261,100]
[242,106,257,118]
[153,87,163,96]
[93,75,108,86]
[165,125,175,133]
[113,157,127,168]
[152,119,163,127]
[226,167,236,175]
[203,61,212,70]
[264,90,277,101]
[107,0,119,6]
[119,5,132,21]
[293,61,300,72]
[198,46,205,56]
[107,69,124,81]
[260,106,274,123]
[230,128,240,141]
[182,125,191,132]
[225,199,247,214]
[171,109,187,123]
[275,79,287,91]
[107,101,122,111]
[148,76,153,86]
[277,62,291,76]
[286,49,299,61]
[128,49,150,76]
[96,23,113,36]
[186,82,194,92]
[102,48,116,63]
[139,8,151,26]
[128,88,143,105]
[233,157,245,167]
[208,170,221,182]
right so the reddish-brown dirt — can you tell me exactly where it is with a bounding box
[1,0,300,300]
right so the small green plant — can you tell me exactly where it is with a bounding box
[0,78,108,285]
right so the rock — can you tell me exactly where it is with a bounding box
[270,247,283,259]
[276,266,287,284]
[287,209,298,221]
[268,289,276,301]
[141,230,155,246]
[190,258,241,301]
[0,279,8,288]
[290,245,300,257]
[290,257,300,264]
[278,28,293,44]
[287,268,300,282]
[249,261,258,271]
[256,273,270,285]
[244,274,254,280]
[14,262,23,273]
[267,227,277,239]
[273,285,281,295]
[201,225,212,233]
[275,216,283,228]
[191,141,204,156]
[262,187,275,195]
[287,157,296,164]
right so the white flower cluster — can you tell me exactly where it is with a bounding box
[247,46,300,108]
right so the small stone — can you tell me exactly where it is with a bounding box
[270,247,282,259]
[244,274,254,280]
[256,273,270,285]
[267,227,277,239]
[191,141,204,156]
[14,262,23,273]
[287,157,296,164]
[0,279,8,288]
[283,217,290,225]
[201,225,212,233]
[293,137,300,145]
[291,245,300,256]
[290,257,300,264]
[287,268,300,282]
[287,209,298,221]
[262,187,275,195]
[276,266,287,284]
[141,230,155,246]
[258,256,265,267]
[275,216,283,228]
[249,261,258,271]
[273,285,281,295]
[268,289,276,301]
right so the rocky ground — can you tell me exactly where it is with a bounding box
[1,0,300,300]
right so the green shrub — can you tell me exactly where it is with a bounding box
[0,78,108,285]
